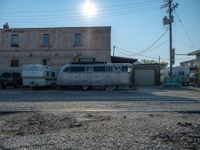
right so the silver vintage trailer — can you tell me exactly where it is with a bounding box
[57,63,132,90]
[22,64,57,88]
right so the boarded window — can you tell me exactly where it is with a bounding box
[10,60,19,67]
[74,33,82,46]
[11,34,19,47]
[43,34,50,46]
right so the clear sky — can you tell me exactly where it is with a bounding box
[0,0,199,65]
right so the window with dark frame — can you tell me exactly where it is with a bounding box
[74,33,82,46]
[11,34,19,47]
[10,60,19,67]
[42,34,50,47]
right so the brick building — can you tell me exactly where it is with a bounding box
[0,24,111,73]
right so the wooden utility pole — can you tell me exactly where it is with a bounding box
[169,0,173,77]
[162,0,178,77]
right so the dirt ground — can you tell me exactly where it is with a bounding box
[0,111,200,150]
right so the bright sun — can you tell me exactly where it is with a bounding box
[81,0,98,18]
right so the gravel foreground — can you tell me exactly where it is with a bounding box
[0,111,200,150]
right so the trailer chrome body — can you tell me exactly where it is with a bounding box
[57,63,132,89]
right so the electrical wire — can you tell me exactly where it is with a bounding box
[1,6,159,21]
[173,39,195,48]
[174,11,196,49]
[1,7,159,23]
[115,29,168,57]
[0,1,161,23]
[134,29,168,55]
[0,0,161,14]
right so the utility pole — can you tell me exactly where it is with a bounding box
[162,0,178,77]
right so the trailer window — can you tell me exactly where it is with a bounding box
[106,66,113,72]
[71,66,85,72]
[113,66,121,72]
[64,67,70,72]
[51,72,55,77]
[93,66,105,72]
[85,66,93,72]
[122,66,128,72]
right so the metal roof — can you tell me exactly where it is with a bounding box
[188,49,200,55]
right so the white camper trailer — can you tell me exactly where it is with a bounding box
[22,64,56,88]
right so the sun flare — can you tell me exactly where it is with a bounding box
[81,0,98,18]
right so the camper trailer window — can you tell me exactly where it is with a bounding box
[64,67,70,72]
[93,66,105,72]
[51,72,55,77]
[71,66,85,72]
[106,66,113,72]
[122,66,128,72]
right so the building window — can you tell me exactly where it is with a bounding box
[11,34,19,47]
[74,33,82,46]
[10,60,19,67]
[42,34,50,47]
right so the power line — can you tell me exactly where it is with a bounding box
[0,2,161,20]
[1,7,159,23]
[0,1,161,24]
[174,11,196,49]
[1,6,159,20]
[134,29,168,55]
[0,0,161,14]
[173,39,195,48]
[115,29,168,57]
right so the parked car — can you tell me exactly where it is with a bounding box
[0,72,22,89]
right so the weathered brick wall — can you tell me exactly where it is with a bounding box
[0,26,111,73]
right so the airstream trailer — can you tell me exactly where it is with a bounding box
[57,63,132,90]
[22,64,57,88]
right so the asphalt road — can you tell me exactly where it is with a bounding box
[0,87,200,103]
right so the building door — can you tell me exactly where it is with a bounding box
[135,70,155,86]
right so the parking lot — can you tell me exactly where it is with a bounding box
[0,86,200,112]
[0,86,200,149]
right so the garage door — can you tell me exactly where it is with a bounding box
[135,70,155,86]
